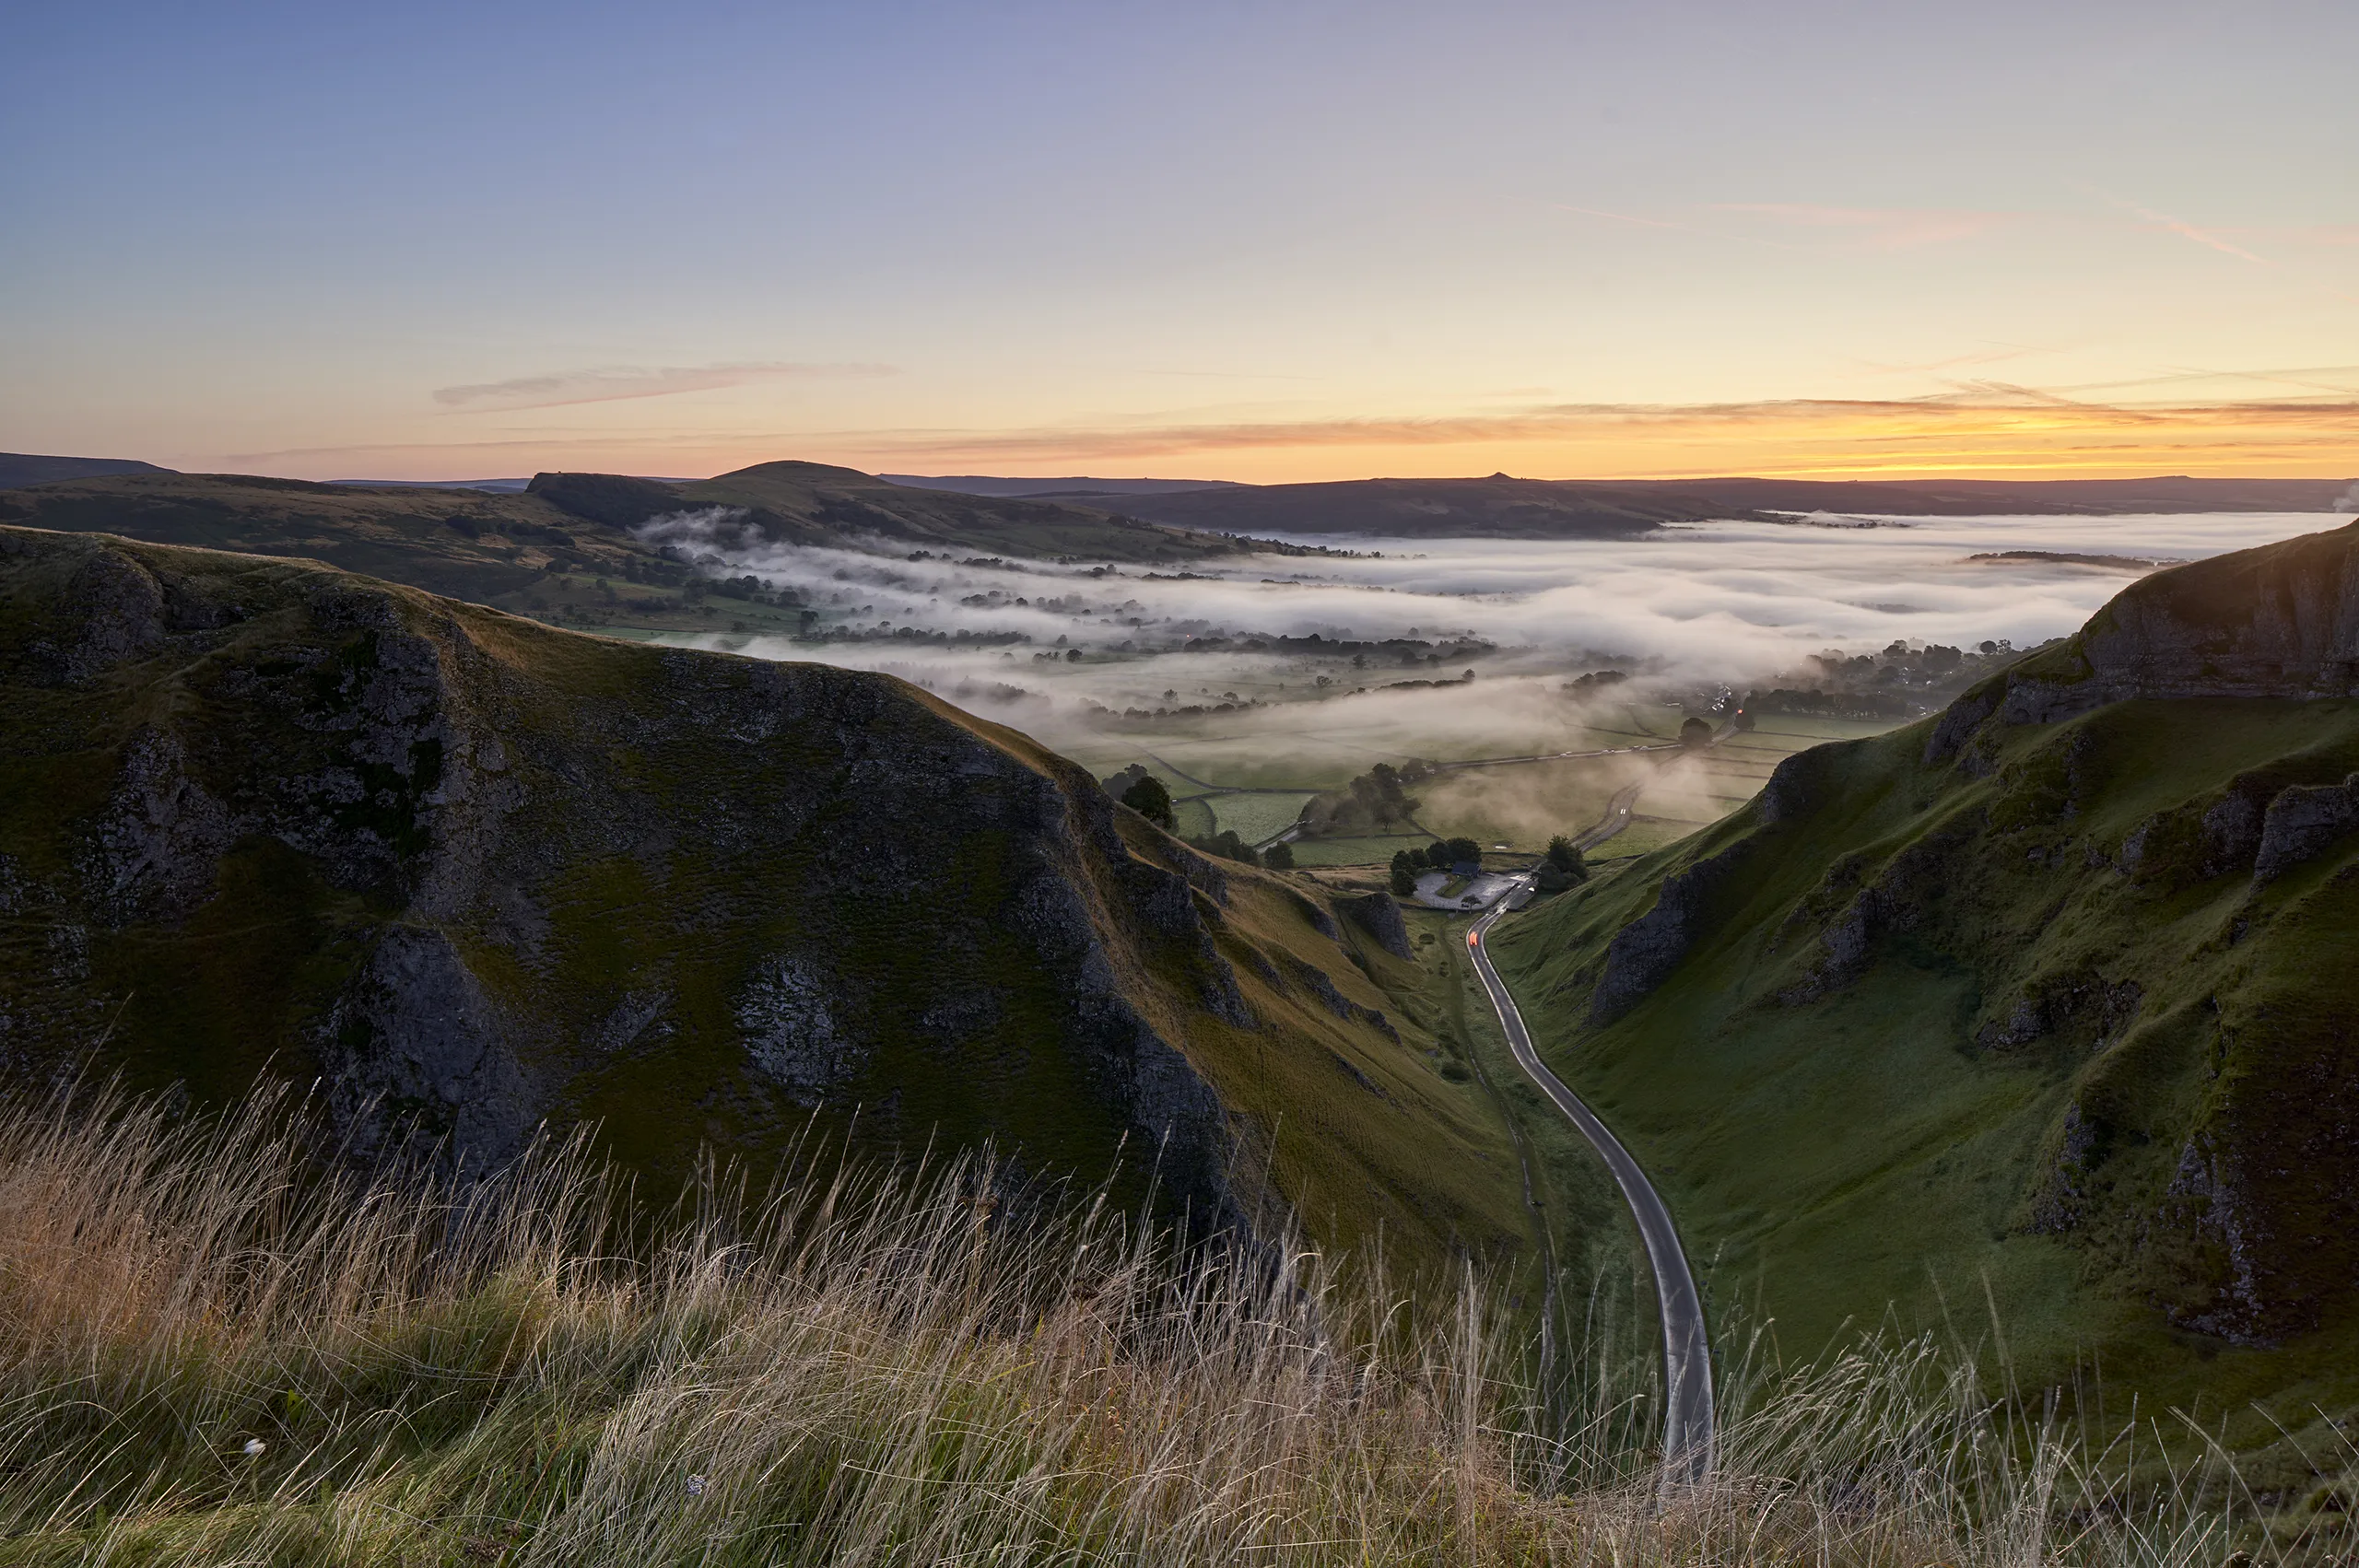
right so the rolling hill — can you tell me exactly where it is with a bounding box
[0,452,177,488]
[1036,473,2356,536]
[1103,474,1743,537]
[0,462,1260,634]
[1487,516,2359,1468]
[0,526,1534,1273]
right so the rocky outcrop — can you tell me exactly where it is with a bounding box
[1590,840,1749,1024]
[320,926,535,1168]
[1940,521,2359,743]
[2253,774,2359,882]
[1334,890,1412,959]
[0,528,1390,1241]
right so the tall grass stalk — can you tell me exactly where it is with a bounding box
[0,1082,2288,1565]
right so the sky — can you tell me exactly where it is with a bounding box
[5,0,2354,483]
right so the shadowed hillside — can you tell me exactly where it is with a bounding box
[0,527,1532,1271]
[0,452,176,488]
[1086,474,2355,537]
[0,463,1252,634]
[1488,518,2359,1474]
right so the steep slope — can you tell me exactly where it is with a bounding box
[0,526,1531,1272]
[1489,519,2359,1445]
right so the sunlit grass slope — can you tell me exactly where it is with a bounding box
[1490,685,2359,1487]
[0,1082,2291,1566]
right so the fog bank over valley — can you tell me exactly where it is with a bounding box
[642,509,2343,857]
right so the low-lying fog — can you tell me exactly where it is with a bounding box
[647,509,2341,778]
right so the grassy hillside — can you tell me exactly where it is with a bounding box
[679,461,1249,560]
[0,462,1250,637]
[0,525,1541,1282]
[4,1082,2273,1565]
[1485,521,2359,1483]
[0,471,731,627]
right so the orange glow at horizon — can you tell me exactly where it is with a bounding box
[234,394,2359,485]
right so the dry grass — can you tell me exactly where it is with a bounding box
[0,1083,2296,1565]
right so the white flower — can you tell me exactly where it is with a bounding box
[242,1438,267,1458]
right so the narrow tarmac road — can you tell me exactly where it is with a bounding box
[1467,883,1715,1489]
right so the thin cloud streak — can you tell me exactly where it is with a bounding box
[1714,204,2018,249]
[432,361,898,413]
[2106,197,2272,265]
[223,389,2359,481]
[839,392,2359,468]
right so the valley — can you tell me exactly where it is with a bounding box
[5,466,2359,1549]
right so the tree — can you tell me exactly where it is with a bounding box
[1429,837,1479,868]
[1680,716,1714,748]
[1544,836,1586,878]
[1390,848,1423,895]
[1262,842,1295,871]
[1120,776,1175,830]
[1190,829,1260,868]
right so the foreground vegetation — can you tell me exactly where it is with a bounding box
[0,1084,2295,1566]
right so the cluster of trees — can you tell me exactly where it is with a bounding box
[1191,829,1290,870]
[1388,837,1484,895]
[1304,762,1428,837]
[1533,835,1588,893]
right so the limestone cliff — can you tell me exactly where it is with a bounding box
[0,528,1524,1268]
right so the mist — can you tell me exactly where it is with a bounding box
[646,508,2344,766]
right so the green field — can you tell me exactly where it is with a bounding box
[1169,795,1218,837]
[1205,791,1312,843]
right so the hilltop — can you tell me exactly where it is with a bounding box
[1488,517,2359,1469]
[0,526,1534,1272]
[0,451,176,488]
[0,462,1257,635]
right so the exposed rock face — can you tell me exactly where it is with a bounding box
[321,926,535,1167]
[1589,842,1749,1024]
[0,527,1380,1236]
[2253,774,2359,882]
[1335,890,1412,959]
[1935,520,2359,741]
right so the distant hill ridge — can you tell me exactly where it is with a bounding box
[0,452,176,488]
[1095,473,2356,536]
[0,462,1262,632]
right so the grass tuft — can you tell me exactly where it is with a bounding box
[0,1082,2305,1564]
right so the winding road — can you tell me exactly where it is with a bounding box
[1465,871,1715,1489]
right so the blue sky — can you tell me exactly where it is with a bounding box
[5,0,2354,479]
